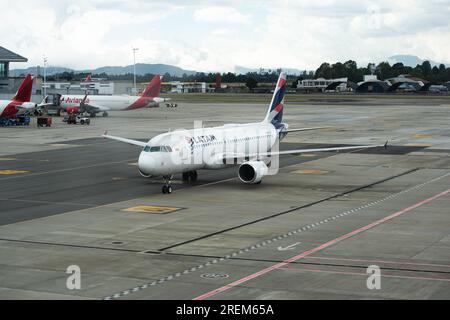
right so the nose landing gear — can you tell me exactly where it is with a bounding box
[162,175,173,194]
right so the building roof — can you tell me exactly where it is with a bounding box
[0,46,28,62]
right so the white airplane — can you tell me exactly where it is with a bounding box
[59,74,169,117]
[103,73,387,194]
[0,74,37,118]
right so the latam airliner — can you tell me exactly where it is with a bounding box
[103,73,386,193]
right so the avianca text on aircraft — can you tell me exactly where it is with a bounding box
[0,74,37,118]
[60,74,169,116]
[103,73,387,194]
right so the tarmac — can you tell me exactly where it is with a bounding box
[0,96,449,299]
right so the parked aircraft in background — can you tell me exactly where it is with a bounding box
[103,73,387,193]
[0,74,37,118]
[58,74,170,117]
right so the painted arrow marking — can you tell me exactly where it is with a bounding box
[277,242,301,251]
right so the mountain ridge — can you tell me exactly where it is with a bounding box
[10,63,196,77]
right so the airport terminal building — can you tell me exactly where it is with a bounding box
[0,46,29,95]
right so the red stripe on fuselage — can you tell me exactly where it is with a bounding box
[0,101,21,118]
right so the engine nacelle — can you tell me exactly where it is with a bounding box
[66,107,79,114]
[238,161,268,184]
[145,101,158,108]
[17,102,37,110]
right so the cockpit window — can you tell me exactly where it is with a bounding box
[143,145,172,152]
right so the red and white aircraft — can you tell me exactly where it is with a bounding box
[0,74,36,118]
[59,74,169,116]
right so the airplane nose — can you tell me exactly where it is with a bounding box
[138,153,156,177]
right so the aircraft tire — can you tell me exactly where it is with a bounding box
[190,171,198,182]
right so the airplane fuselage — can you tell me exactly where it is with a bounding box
[60,94,159,112]
[0,100,36,118]
[138,122,279,177]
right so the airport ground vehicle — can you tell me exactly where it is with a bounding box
[37,116,52,127]
[64,114,90,125]
[0,115,31,127]
[166,103,178,108]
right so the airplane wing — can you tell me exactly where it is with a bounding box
[37,103,55,108]
[102,132,147,147]
[82,103,111,112]
[222,142,388,159]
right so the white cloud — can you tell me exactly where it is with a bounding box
[1,0,449,72]
[210,28,232,36]
[193,6,249,24]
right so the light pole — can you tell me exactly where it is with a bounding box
[132,48,139,95]
[43,55,48,98]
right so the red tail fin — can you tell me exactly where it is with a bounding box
[12,74,33,102]
[86,74,92,81]
[141,74,162,97]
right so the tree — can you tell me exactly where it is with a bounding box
[343,60,359,82]
[331,62,345,78]
[392,62,406,77]
[315,62,332,79]
[375,62,393,80]
[422,60,432,76]
[245,77,258,91]
[410,64,423,79]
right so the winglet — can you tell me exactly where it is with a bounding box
[103,130,108,137]
[384,140,389,150]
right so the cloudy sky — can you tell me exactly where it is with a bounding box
[1,0,450,72]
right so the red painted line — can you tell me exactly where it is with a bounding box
[193,188,450,300]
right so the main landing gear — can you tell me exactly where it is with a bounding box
[182,170,198,183]
[162,175,173,194]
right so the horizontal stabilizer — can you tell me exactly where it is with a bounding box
[281,126,332,133]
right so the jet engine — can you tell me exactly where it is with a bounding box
[17,102,37,110]
[238,161,268,184]
[66,107,79,114]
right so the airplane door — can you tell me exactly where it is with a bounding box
[53,94,62,106]
[180,141,192,161]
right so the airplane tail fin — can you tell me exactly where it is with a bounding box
[264,72,286,128]
[12,74,33,102]
[141,74,162,97]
